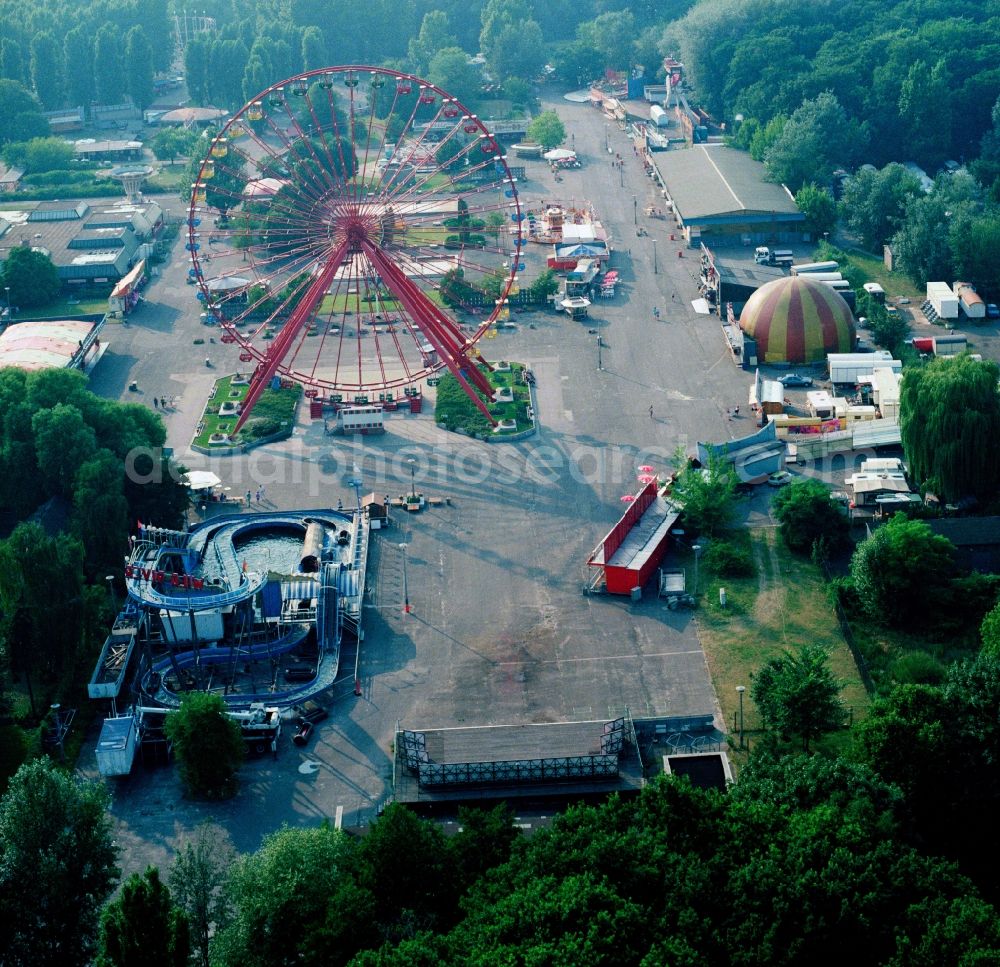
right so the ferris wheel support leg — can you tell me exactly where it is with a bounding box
[364,242,497,405]
[234,237,351,434]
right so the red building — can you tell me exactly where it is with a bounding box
[587,481,681,595]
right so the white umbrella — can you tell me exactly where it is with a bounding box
[183,470,222,491]
[543,148,577,161]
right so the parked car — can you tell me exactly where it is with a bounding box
[987,303,1000,319]
[767,471,793,487]
[778,373,813,387]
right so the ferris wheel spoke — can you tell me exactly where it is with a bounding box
[193,67,519,425]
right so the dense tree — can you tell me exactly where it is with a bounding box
[93,24,125,106]
[151,127,200,166]
[577,11,636,73]
[300,26,327,74]
[772,478,849,555]
[794,184,838,237]
[527,110,566,150]
[29,30,62,111]
[899,354,1000,501]
[751,643,845,751]
[33,403,97,497]
[408,11,457,77]
[0,37,25,84]
[184,35,211,105]
[96,867,190,967]
[899,59,952,172]
[356,803,452,930]
[73,449,130,572]
[981,600,1000,656]
[950,210,1000,298]
[480,0,545,84]
[427,48,482,108]
[164,693,245,798]
[62,26,94,113]
[0,522,85,693]
[211,825,356,967]
[849,513,957,626]
[2,135,74,174]
[0,759,118,967]
[669,449,738,537]
[0,78,48,145]
[123,26,154,111]
[764,92,863,190]
[549,38,605,87]
[169,825,235,967]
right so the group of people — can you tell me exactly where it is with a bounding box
[244,486,267,506]
[151,396,173,410]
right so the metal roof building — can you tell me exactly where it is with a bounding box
[651,145,805,244]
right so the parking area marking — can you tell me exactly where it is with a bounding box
[494,649,703,666]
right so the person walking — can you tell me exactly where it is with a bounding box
[649,405,654,420]
[245,490,252,507]
[153,397,159,409]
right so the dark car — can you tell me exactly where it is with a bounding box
[987,303,1000,319]
[778,373,813,387]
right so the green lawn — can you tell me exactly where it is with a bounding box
[832,245,923,302]
[24,294,111,318]
[194,373,302,449]
[434,361,532,437]
[694,527,871,748]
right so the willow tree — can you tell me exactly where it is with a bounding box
[900,354,1000,502]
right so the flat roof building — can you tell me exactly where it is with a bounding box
[651,144,805,244]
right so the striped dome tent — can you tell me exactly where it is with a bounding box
[739,275,856,364]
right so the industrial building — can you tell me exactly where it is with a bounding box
[650,144,805,244]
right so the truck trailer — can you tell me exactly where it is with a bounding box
[828,351,901,384]
[926,281,959,319]
[954,281,985,319]
[791,261,839,275]
[649,104,670,128]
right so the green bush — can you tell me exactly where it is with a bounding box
[891,650,947,685]
[705,540,756,578]
[242,417,281,439]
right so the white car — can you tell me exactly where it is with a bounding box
[767,471,793,487]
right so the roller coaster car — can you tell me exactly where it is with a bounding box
[292,700,328,746]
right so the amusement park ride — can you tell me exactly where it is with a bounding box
[187,66,525,429]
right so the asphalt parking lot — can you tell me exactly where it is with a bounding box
[84,89,810,875]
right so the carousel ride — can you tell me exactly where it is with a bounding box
[186,66,526,429]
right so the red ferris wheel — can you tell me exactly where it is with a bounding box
[186,65,525,430]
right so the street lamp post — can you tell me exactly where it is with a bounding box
[691,543,701,594]
[597,334,603,371]
[736,685,746,749]
[398,542,411,614]
[652,237,658,275]
[4,286,10,321]
[619,163,624,188]
[633,195,637,225]
[406,457,416,499]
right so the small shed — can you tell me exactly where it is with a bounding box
[751,369,784,417]
[362,492,388,528]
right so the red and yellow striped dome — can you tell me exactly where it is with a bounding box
[739,275,855,364]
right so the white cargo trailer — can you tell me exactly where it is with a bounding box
[828,351,901,384]
[927,281,959,319]
[649,105,670,128]
[791,261,839,275]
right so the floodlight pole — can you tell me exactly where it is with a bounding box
[736,685,746,749]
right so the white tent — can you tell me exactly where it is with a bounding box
[183,470,222,491]
[543,148,577,161]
